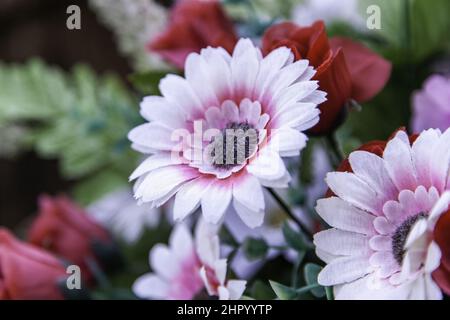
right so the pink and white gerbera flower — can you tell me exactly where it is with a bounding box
[128,38,326,228]
[133,219,246,300]
[314,129,450,299]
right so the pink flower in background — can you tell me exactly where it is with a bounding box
[315,129,450,299]
[129,38,326,228]
[133,220,246,300]
[412,75,450,133]
[0,228,67,300]
[28,195,113,283]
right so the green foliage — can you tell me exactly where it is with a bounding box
[304,263,325,298]
[250,280,276,300]
[0,60,140,186]
[359,0,450,64]
[269,280,298,300]
[282,222,314,252]
[129,70,167,95]
[242,237,269,261]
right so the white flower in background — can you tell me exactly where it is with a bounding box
[292,0,365,29]
[88,188,160,244]
[89,0,169,71]
[315,129,450,299]
[133,219,246,300]
[225,144,332,279]
[128,38,326,228]
[196,219,247,300]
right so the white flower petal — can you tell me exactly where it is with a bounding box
[225,280,247,300]
[383,131,418,191]
[318,256,371,286]
[314,229,370,256]
[316,197,375,235]
[133,274,169,300]
[233,198,265,228]
[326,172,381,215]
[201,182,233,224]
[169,224,194,261]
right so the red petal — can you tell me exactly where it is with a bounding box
[330,37,392,103]
[309,48,352,134]
[432,265,450,296]
[434,210,450,271]
[261,22,299,55]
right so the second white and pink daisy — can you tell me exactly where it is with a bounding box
[314,129,450,299]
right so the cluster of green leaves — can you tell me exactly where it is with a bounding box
[358,0,450,64]
[0,59,142,204]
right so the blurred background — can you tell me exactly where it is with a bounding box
[0,0,131,228]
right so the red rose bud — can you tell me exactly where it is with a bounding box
[149,0,238,69]
[28,195,118,284]
[433,210,450,295]
[262,21,391,135]
[0,228,66,300]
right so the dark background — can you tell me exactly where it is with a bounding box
[0,0,131,228]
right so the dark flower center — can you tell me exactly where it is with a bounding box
[211,122,258,169]
[391,212,428,265]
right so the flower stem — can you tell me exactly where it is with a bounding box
[266,188,312,240]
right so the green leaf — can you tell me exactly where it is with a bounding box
[325,286,334,300]
[251,280,276,300]
[304,263,326,298]
[269,280,297,300]
[282,222,314,252]
[128,71,167,95]
[359,0,450,64]
[73,169,129,206]
[242,237,269,261]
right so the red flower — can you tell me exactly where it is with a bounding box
[0,228,66,300]
[262,21,391,135]
[149,0,238,69]
[28,195,112,283]
[433,210,450,295]
[333,128,417,176]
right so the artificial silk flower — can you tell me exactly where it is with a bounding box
[262,21,391,134]
[412,75,450,133]
[129,38,326,228]
[28,195,114,283]
[0,228,67,300]
[133,220,246,300]
[88,188,161,244]
[149,0,238,69]
[314,129,450,299]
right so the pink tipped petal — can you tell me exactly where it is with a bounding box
[373,216,395,235]
[349,151,397,201]
[383,132,418,191]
